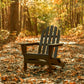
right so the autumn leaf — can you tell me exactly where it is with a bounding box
[28,73,31,77]
[57,55,61,58]
[77,76,84,80]
[0,54,1,57]
[19,77,24,83]
[42,79,46,83]
[1,76,7,81]
[12,77,18,82]
[63,80,68,84]
[69,82,76,84]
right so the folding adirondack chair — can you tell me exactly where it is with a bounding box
[20,26,64,72]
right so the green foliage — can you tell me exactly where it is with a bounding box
[19,0,83,35]
[0,0,10,8]
[21,29,36,36]
[23,1,56,33]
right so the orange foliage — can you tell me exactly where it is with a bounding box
[54,0,62,5]
[75,0,78,3]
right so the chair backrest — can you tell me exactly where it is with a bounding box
[38,25,60,58]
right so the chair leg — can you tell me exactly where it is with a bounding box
[50,58,65,68]
[24,62,27,71]
[48,62,52,73]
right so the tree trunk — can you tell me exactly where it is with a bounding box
[66,1,69,28]
[32,17,38,35]
[20,4,23,30]
[82,0,84,29]
[7,6,11,31]
[1,0,5,29]
[10,0,20,35]
[26,7,32,31]
[70,0,72,28]
[72,0,74,27]
[0,0,1,30]
[74,0,77,27]
[23,13,26,30]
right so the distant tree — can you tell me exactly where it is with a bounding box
[82,0,84,29]
[10,0,20,35]
[1,0,5,29]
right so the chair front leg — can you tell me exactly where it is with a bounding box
[21,45,27,55]
[21,45,27,71]
[24,60,27,71]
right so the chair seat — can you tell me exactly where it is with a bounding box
[24,53,48,60]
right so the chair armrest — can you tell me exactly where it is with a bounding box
[48,43,64,59]
[18,42,39,46]
[48,43,63,47]
[19,42,39,54]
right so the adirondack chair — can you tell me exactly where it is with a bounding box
[20,26,64,72]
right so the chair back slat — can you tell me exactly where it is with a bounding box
[42,27,49,54]
[38,30,45,54]
[52,26,57,43]
[54,30,60,58]
[38,26,60,58]
[46,26,53,54]
[50,26,57,57]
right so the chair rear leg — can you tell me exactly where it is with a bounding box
[48,61,52,73]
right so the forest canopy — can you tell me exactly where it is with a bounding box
[0,0,84,39]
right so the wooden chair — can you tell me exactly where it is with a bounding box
[19,26,64,72]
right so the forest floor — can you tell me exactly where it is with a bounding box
[0,34,84,84]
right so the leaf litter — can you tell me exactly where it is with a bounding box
[0,36,84,84]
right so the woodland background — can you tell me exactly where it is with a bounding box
[0,0,84,43]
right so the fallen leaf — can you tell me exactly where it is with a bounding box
[28,73,30,77]
[57,55,61,58]
[19,77,24,83]
[42,79,46,83]
[1,76,7,81]
[69,82,76,84]
[78,76,84,80]
[12,77,18,82]
[0,54,1,57]
[63,80,68,84]
[0,73,1,77]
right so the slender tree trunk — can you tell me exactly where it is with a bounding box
[32,4,38,35]
[72,0,74,27]
[0,0,1,30]
[7,6,11,31]
[82,0,84,29]
[23,12,26,30]
[74,0,77,27]
[66,1,69,28]
[32,17,38,35]
[70,0,72,28]
[1,0,5,29]
[20,4,23,30]
[26,7,32,31]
